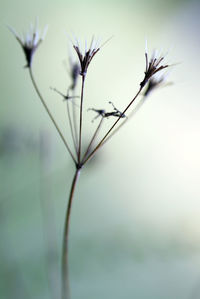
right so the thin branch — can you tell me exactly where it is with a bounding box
[83,86,143,165]
[66,99,78,156]
[29,68,77,164]
[82,117,104,163]
[71,89,79,152]
[78,75,85,163]
[62,168,81,299]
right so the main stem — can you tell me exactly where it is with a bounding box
[62,168,81,299]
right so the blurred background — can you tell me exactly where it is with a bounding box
[1,0,200,298]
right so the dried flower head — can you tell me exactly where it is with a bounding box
[8,19,48,68]
[73,36,100,76]
[88,101,126,122]
[140,42,169,88]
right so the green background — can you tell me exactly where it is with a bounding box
[1,0,200,298]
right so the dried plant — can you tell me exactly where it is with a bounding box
[9,19,173,299]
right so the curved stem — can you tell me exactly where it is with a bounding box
[83,86,143,165]
[78,75,85,163]
[62,168,81,299]
[29,67,77,164]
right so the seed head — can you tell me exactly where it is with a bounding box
[8,18,48,68]
[140,43,169,88]
[73,36,100,76]
[88,101,126,122]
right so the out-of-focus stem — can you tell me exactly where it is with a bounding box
[66,100,78,156]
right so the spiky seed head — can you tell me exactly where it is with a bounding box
[8,19,48,68]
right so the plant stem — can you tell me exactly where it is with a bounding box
[29,67,77,164]
[82,117,104,163]
[83,86,143,164]
[66,100,78,156]
[78,75,85,163]
[71,89,79,153]
[62,168,81,299]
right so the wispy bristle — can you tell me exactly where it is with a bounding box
[42,25,48,40]
[145,38,148,54]
[100,35,114,48]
